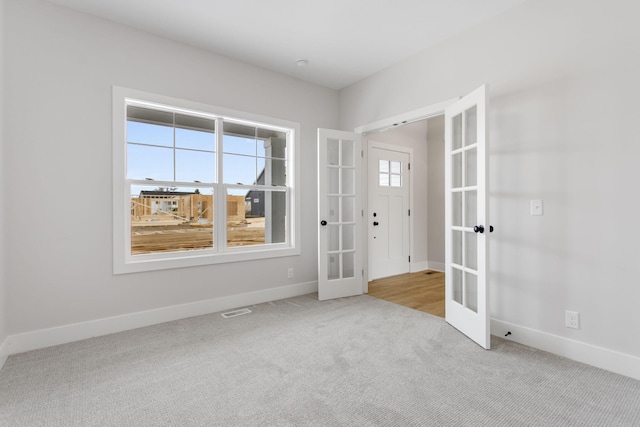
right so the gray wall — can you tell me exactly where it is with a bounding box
[426,116,445,271]
[0,0,7,351]
[339,0,640,358]
[3,0,337,334]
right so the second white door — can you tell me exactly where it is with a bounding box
[368,144,410,280]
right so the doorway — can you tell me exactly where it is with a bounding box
[318,85,490,348]
[365,116,446,315]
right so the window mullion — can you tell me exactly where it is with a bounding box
[215,118,226,252]
[172,112,177,182]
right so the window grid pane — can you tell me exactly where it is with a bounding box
[226,188,287,248]
[130,185,214,255]
[127,107,216,183]
[223,124,287,186]
[379,159,403,187]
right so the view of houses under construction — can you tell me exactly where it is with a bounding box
[130,188,284,255]
[127,105,288,255]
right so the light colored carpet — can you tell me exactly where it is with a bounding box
[0,294,639,426]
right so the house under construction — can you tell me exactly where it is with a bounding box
[131,190,245,226]
[130,190,255,254]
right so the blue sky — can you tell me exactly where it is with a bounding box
[127,121,284,197]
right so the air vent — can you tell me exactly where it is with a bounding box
[221,308,252,318]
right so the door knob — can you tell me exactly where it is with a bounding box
[473,225,485,233]
[490,225,494,233]
[373,221,379,226]
[320,220,327,226]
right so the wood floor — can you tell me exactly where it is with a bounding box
[367,270,445,317]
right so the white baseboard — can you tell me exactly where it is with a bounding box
[491,318,640,381]
[4,281,318,357]
[410,260,428,273]
[6,282,638,382]
[426,261,445,272]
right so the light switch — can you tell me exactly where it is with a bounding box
[531,200,543,216]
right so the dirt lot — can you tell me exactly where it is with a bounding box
[131,218,266,255]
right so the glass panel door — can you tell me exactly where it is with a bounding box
[326,137,356,280]
[445,85,490,349]
[317,129,363,300]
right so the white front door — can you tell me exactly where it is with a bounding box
[444,85,491,349]
[317,128,363,300]
[368,144,410,280]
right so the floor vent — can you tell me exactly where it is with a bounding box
[221,308,252,318]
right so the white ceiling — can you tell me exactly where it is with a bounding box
[44,0,527,90]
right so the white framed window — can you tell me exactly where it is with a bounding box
[113,87,300,274]
[379,159,403,187]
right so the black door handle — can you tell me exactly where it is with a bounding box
[490,225,494,233]
[373,221,379,226]
[473,225,485,233]
[320,220,327,226]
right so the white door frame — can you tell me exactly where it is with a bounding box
[367,140,412,280]
[355,98,459,293]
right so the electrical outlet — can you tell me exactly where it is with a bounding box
[287,268,294,279]
[565,310,580,329]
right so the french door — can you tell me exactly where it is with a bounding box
[444,85,491,349]
[317,129,363,300]
[316,87,490,351]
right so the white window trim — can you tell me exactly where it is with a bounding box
[113,86,301,274]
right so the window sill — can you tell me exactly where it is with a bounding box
[114,245,301,275]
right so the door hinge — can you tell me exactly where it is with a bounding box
[362,269,364,277]
[408,256,411,262]
[361,150,364,158]
[408,163,411,170]
[408,209,411,216]
[362,209,364,217]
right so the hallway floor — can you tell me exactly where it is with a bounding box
[367,270,445,317]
